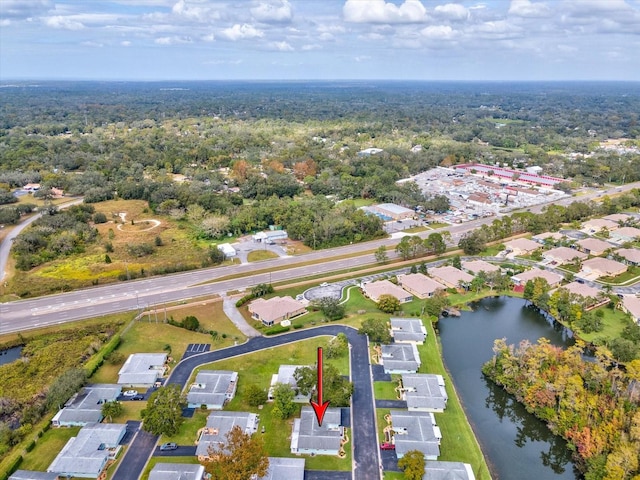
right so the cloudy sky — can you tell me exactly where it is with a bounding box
[1,0,639,81]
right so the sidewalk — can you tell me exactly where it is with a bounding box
[221,293,261,337]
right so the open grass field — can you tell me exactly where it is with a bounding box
[576,305,631,343]
[247,250,279,262]
[19,426,80,471]
[91,301,245,384]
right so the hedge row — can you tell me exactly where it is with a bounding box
[264,325,291,336]
[85,334,121,378]
[0,455,22,480]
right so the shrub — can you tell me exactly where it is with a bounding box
[182,316,200,331]
[264,325,290,335]
[93,212,108,224]
[25,439,36,452]
[85,334,121,377]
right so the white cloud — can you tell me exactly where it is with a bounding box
[81,41,104,47]
[251,0,293,23]
[421,25,455,40]
[301,44,321,51]
[121,40,132,46]
[155,35,192,45]
[355,55,371,62]
[44,15,85,30]
[343,0,428,24]
[1,0,52,19]
[433,4,470,21]
[508,0,551,18]
[472,20,522,39]
[171,0,221,23]
[270,40,294,51]
[202,33,216,42]
[0,19,11,26]
[220,23,264,41]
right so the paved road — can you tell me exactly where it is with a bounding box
[114,325,380,480]
[3,181,640,336]
[111,421,159,480]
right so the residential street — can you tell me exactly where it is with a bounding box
[114,325,380,480]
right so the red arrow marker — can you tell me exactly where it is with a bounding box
[310,346,330,426]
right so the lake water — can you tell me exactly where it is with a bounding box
[0,346,23,366]
[438,296,580,480]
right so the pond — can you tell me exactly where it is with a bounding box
[438,296,581,480]
[0,345,23,366]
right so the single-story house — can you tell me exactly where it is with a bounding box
[579,257,627,280]
[615,248,640,266]
[391,411,441,460]
[552,282,608,310]
[362,280,413,303]
[369,203,414,220]
[390,318,427,345]
[9,472,59,480]
[380,344,421,374]
[47,423,126,478]
[511,268,563,288]
[259,457,305,480]
[187,370,238,409]
[621,295,640,325]
[52,384,121,427]
[503,238,541,256]
[248,296,307,326]
[117,353,167,387]
[401,374,448,413]
[422,461,476,480]
[253,230,288,244]
[603,213,631,224]
[532,232,565,244]
[397,273,446,299]
[217,243,236,258]
[581,218,619,234]
[269,365,312,403]
[291,407,344,456]
[196,411,259,461]
[541,247,587,266]
[22,183,40,192]
[609,226,640,244]
[461,260,500,275]
[428,266,473,289]
[576,238,613,256]
[149,463,205,480]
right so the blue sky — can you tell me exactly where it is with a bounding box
[1,0,639,81]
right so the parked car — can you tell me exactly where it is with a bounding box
[160,442,178,451]
[132,394,145,401]
[122,390,138,397]
[380,443,395,450]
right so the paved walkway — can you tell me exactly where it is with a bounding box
[221,293,262,337]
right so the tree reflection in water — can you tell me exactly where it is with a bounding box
[483,376,575,476]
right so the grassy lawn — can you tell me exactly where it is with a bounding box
[383,472,405,479]
[140,457,201,480]
[247,250,279,262]
[111,401,147,423]
[427,222,449,229]
[374,381,400,400]
[577,305,632,343]
[478,244,505,257]
[598,266,640,285]
[19,426,80,471]
[161,409,209,446]
[305,427,351,471]
[91,319,240,384]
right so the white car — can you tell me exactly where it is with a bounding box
[122,390,138,397]
[320,282,329,287]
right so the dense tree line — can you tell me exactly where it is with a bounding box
[484,338,640,480]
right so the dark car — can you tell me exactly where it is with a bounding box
[159,442,178,451]
[132,394,145,401]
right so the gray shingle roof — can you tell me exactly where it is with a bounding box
[391,411,441,459]
[402,374,448,411]
[196,411,259,458]
[291,407,342,453]
[52,384,121,425]
[422,461,476,480]
[118,353,166,385]
[187,370,237,408]
[390,318,427,343]
[259,457,305,480]
[149,463,205,480]
[381,344,421,373]
[9,471,59,480]
[47,423,126,477]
